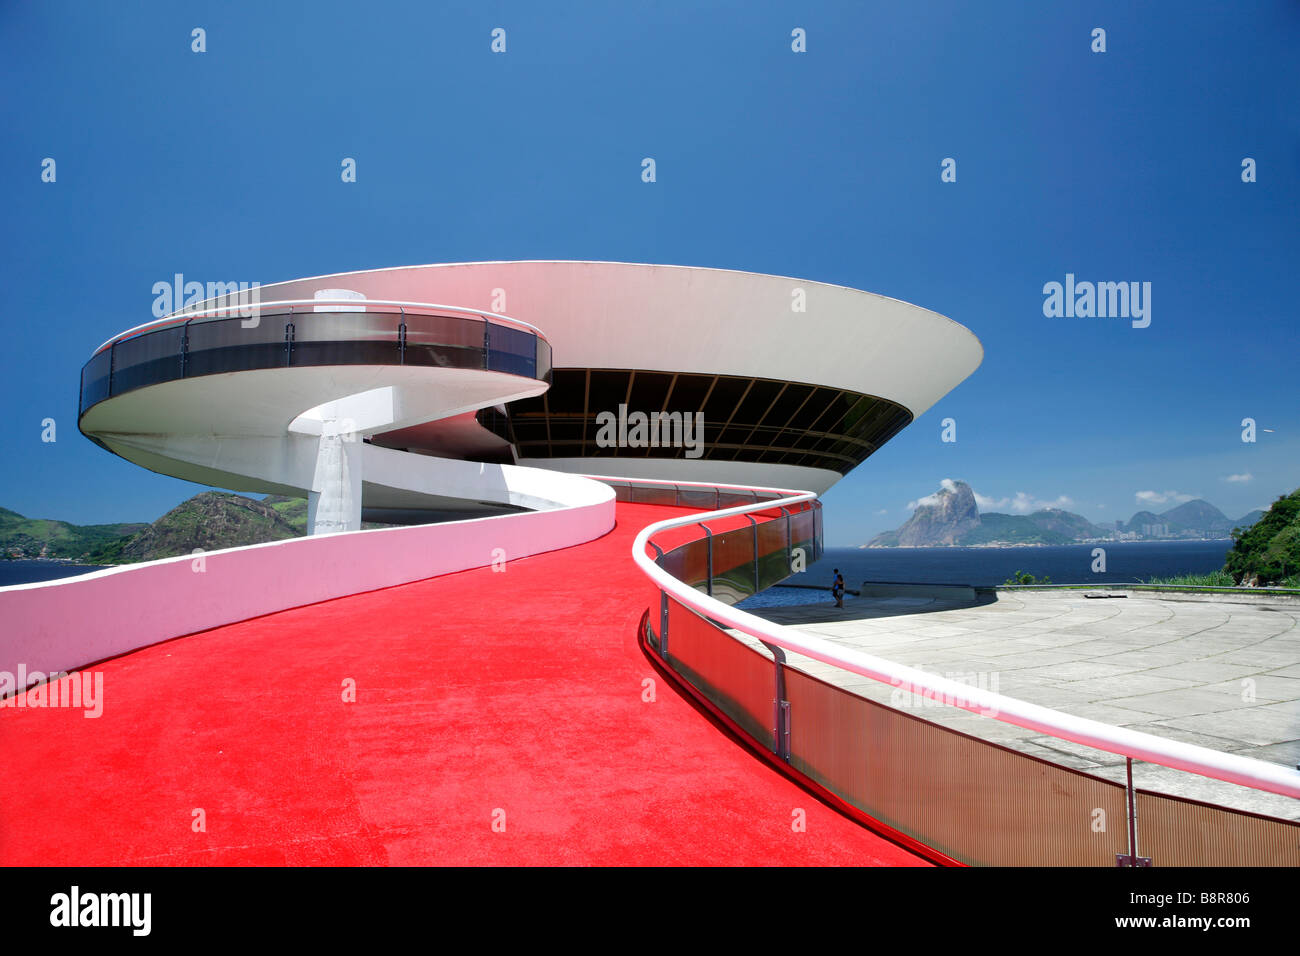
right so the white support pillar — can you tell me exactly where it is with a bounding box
[307,418,364,535]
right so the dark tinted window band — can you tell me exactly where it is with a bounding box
[507,369,912,475]
[79,309,548,420]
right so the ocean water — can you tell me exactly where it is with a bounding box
[1,539,1235,599]
[0,561,107,587]
[737,539,1235,609]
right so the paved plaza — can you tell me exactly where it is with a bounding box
[744,588,1300,820]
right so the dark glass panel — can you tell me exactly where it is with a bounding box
[542,369,586,413]
[547,419,585,442]
[110,326,187,395]
[403,314,482,349]
[627,371,674,412]
[293,310,402,343]
[486,322,537,378]
[664,373,714,415]
[730,379,784,425]
[79,348,114,413]
[785,387,830,430]
[714,425,751,446]
[545,443,584,457]
[509,421,549,443]
[806,389,855,433]
[769,383,814,427]
[184,315,292,375]
[292,307,402,367]
[586,370,630,416]
[701,375,749,420]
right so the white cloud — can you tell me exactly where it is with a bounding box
[973,491,1009,510]
[1135,490,1196,506]
[1223,473,1253,484]
[1008,492,1074,514]
[875,508,889,515]
[906,478,959,510]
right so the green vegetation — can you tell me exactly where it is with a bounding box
[1141,570,1237,588]
[0,506,145,562]
[961,514,1071,546]
[1003,570,1052,585]
[1223,487,1300,586]
[2,492,414,568]
[263,495,309,534]
[105,492,301,563]
[2,494,307,565]
[1138,489,1300,589]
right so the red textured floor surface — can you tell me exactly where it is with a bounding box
[0,503,925,866]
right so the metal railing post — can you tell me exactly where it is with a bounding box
[746,514,759,594]
[699,522,714,597]
[761,641,791,760]
[399,307,406,364]
[284,319,295,366]
[180,318,191,379]
[645,540,671,652]
[780,506,792,573]
[660,590,669,654]
[814,503,822,562]
[1116,757,1152,866]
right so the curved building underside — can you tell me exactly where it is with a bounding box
[79,262,983,532]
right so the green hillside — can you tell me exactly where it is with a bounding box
[1224,488,1300,586]
[263,495,309,533]
[957,513,1072,546]
[102,492,302,563]
[0,507,146,561]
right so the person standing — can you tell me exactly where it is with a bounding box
[831,569,845,608]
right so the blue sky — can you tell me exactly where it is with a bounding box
[2,1,1297,544]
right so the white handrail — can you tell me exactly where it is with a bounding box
[91,299,547,357]
[630,485,1300,801]
[590,473,793,496]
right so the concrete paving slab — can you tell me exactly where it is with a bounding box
[1075,673,1200,698]
[1203,676,1300,702]
[1144,660,1271,683]
[1119,723,1256,754]
[1104,687,1267,719]
[1011,661,1143,681]
[1156,706,1299,747]
[744,589,1300,819]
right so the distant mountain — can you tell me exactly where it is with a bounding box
[866,482,1266,548]
[867,481,1079,548]
[1123,510,1164,533]
[93,492,300,563]
[1160,499,1233,535]
[960,513,1072,546]
[872,480,979,547]
[1125,499,1263,537]
[1233,509,1265,530]
[4,492,408,566]
[1027,508,1108,540]
[0,507,146,561]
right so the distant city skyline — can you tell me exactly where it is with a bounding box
[3,2,1295,546]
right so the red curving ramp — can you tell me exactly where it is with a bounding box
[0,503,925,866]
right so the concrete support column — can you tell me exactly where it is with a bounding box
[307,419,363,534]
